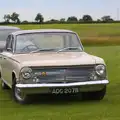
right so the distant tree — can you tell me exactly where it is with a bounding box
[16,19,21,24]
[35,13,44,23]
[67,16,78,22]
[79,19,84,22]
[82,15,93,22]
[11,12,20,23]
[60,18,66,22]
[47,19,59,23]
[101,16,114,22]
[3,14,11,23]
[51,19,59,22]
[22,20,29,23]
[97,19,101,22]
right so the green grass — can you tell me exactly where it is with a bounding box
[0,46,120,120]
[11,23,120,45]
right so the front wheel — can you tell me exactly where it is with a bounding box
[12,79,30,104]
[82,86,106,100]
[1,80,10,89]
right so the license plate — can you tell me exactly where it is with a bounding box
[51,88,79,94]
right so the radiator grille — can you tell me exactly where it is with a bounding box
[31,65,95,83]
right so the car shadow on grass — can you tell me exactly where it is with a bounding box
[0,88,109,105]
[0,89,108,105]
[27,94,104,105]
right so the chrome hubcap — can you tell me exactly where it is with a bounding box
[15,87,26,101]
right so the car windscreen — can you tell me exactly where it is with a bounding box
[15,32,83,54]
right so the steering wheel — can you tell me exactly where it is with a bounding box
[21,45,38,52]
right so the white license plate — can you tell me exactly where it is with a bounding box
[51,88,79,94]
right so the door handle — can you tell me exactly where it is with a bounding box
[3,57,6,59]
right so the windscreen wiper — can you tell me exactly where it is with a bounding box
[57,47,82,53]
[30,48,56,53]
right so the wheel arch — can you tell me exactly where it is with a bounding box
[12,70,18,84]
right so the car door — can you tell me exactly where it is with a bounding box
[1,35,14,86]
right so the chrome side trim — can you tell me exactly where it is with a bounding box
[1,52,20,63]
[16,80,109,88]
[8,56,20,63]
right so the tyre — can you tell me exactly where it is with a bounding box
[82,86,106,100]
[0,72,1,78]
[1,80,10,89]
[0,72,9,89]
[12,78,30,104]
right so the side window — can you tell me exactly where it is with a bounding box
[10,36,14,50]
[6,35,14,52]
[6,35,11,50]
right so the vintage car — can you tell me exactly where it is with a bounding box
[0,29,109,104]
[0,26,20,52]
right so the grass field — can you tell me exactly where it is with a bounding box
[0,46,120,120]
[12,23,120,45]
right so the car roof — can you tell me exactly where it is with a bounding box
[12,29,75,36]
[0,26,20,30]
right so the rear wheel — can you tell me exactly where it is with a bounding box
[82,86,106,100]
[12,78,30,104]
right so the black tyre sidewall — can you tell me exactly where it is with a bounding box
[82,86,106,100]
[12,78,30,104]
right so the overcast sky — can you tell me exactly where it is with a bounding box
[0,0,120,21]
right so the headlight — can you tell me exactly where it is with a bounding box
[20,67,32,79]
[95,65,106,77]
[89,71,98,80]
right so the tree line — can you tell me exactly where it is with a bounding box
[1,12,119,24]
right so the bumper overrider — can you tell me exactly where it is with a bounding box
[16,80,109,94]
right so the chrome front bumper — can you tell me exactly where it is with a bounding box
[16,80,109,94]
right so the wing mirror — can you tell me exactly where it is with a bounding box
[7,48,12,52]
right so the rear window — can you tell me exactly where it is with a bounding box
[0,29,19,41]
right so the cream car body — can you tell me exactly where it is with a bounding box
[0,29,109,104]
